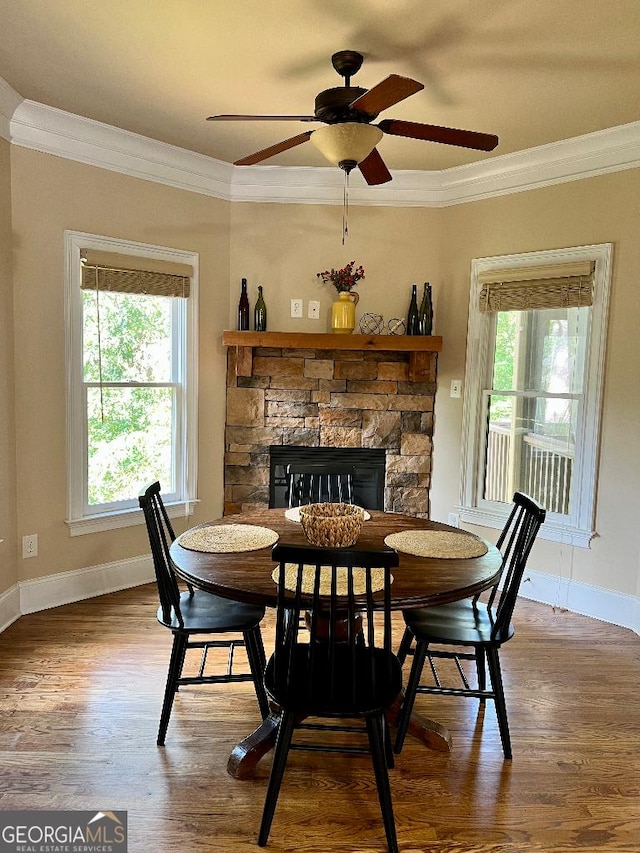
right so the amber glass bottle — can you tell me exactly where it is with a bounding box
[237,278,250,330]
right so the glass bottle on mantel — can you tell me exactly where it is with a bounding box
[237,278,250,331]
[254,285,267,332]
[406,283,420,335]
[419,282,433,335]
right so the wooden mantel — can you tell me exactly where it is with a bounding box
[222,330,442,382]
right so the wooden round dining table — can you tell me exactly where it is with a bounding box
[169,507,503,778]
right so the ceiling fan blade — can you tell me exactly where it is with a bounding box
[358,149,392,185]
[234,131,313,166]
[207,114,317,122]
[349,75,424,115]
[379,119,499,151]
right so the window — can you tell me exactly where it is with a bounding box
[65,232,198,535]
[459,244,612,547]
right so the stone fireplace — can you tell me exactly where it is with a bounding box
[222,332,440,518]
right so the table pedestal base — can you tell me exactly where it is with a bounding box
[387,691,452,753]
[227,711,281,780]
[226,693,452,779]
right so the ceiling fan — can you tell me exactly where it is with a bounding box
[207,50,498,185]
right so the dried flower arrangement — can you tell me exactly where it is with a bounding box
[316,261,365,293]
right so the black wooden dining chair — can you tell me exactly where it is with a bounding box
[139,481,269,745]
[258,542,402,853]
[286,462,355,507]
[394,491,546,759]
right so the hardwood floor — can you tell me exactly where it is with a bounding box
[0,584,638,852]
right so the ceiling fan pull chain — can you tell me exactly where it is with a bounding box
[342,170,350,244]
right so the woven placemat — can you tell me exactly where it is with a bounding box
[284,505,371,523]
[384,529,488,559]
[178,524,279,553]
[272,565,392,595]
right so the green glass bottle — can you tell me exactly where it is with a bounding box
[406,284,420,335]
[419,282,433,335]
[254,285,267,332]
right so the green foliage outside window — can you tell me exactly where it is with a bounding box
[490,311,517,421]
[83,291,174,505]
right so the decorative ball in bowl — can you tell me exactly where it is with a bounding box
[299,503,365,548]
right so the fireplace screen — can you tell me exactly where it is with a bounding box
[269,446,385,510]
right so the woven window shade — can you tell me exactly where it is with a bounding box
[81,249,191,298]
[478,260,594,312]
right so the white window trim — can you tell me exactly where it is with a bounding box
[64,230,199,536]
[458,243,612,548]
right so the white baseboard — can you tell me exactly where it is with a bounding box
[1,557,638,637]
[520,567,640,635]
[19,554,155,615]
[0,584,22,633]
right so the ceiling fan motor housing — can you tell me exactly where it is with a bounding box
[314,87,376,124]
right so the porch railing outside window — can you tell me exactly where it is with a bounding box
[485,422,573,514]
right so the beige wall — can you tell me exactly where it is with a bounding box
[4,143,640,607]
[9,147,231,584]
[436,171,640,598]
[229,201,442,334]
[0,139,17,592]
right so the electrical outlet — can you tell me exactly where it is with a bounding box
[308,300,320,320]
[447,513,460,528]
[450,379,462,398]
[22,533,38,558]
[290,298,303,318]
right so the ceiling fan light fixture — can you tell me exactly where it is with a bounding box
[310,123,383,169]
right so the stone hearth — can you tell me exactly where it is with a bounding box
[223,335,439,519]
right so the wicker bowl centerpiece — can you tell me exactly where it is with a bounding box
[299,503,365,548]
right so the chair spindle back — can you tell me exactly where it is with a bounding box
[139,481,184,627]
[488,491,546,638]
[286,463,355,508]
[271,543,398,706]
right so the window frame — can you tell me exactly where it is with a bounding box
[64,230,199,536]
[459,243,612,547]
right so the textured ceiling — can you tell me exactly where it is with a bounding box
[1,0,639,172]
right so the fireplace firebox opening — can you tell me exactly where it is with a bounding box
[269,446,386,510]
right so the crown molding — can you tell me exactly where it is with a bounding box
[0,77,23,143]
[230,163,447,206]
[10,98,233,199]
[233,121,640,206]
[5,77,640,207]
[437,121,640,205]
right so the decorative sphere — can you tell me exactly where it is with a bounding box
[359,313,384,335]
[388,318,406,335]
